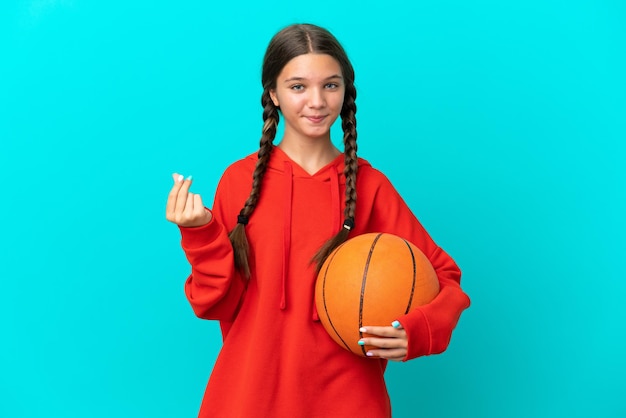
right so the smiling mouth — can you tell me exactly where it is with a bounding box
[306,116,327,123]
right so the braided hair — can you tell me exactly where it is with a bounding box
[230,23,358,277]
[228,91,278,278]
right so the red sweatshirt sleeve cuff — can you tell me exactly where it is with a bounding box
[178,209,222,249]
[396,308,432,360]
[397,283,471,361]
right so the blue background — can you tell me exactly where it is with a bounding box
[1,1,625,417]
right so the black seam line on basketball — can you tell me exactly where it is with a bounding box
[402,239,417,314]
[322,247,352,353]
[359,233,383,356]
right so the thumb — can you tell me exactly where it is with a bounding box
[171,172,184,183]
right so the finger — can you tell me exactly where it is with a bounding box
[392,321,404,331]
[166,173,185,219]
[193,193,203,210]
[366,348,407,361]
[174,175,193,214]
[183,192,195,219]
[359,336,407,350]
[360,326,405,338]
[192,194,204,217]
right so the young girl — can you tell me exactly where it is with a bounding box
[166,23,470,417]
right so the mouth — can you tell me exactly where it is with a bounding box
[305,115,327,123]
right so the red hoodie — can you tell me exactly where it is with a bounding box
[179,147,470,417]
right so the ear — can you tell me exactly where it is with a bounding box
[269,89,279,107]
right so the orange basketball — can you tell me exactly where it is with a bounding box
[315,233,440,357]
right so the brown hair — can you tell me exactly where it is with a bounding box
[229,23,358,277]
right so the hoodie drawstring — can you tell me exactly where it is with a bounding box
[281,161,293,310]
[277,157,343,318]
[329,165,341,233]
[311,164,341,321]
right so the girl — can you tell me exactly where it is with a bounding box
[166,23,470,417]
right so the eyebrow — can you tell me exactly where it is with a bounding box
[282,74,343,83]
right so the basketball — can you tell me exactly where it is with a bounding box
[315,233,440,357]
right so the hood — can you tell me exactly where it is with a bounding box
[245,146,371,318]
[245,145,371,180]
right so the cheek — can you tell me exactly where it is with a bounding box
[333,95,345,112]
[276,92,290,109]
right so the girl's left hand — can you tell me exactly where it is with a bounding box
[359,323,407,362]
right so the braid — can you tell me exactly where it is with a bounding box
[312,84,358,271]
[341,83,358,223]
[229,91,279,278]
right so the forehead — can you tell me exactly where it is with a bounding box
[278,53,343,80]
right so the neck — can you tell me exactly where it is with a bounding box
[277,136,341,175]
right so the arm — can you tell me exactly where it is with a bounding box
[359,170,470,361]
[180,217,246,321]
[167,172,246,322]
[396,247,469,360]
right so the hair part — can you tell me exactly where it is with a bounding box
[229,23,358,278]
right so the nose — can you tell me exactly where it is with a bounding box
[307,88,326,109]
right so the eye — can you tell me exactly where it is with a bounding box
[325,82,340,89]
[290,84,304,91]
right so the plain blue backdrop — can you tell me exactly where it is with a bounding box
[1,1,625,417]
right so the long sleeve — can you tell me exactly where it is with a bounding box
[358,168,470,361]
[181,217,246,322]
[180,165,250,323]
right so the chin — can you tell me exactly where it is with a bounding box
[305,131,331,140]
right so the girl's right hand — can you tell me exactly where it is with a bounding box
[165,173,213,227]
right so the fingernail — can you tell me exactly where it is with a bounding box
[358,340,365,346]
[177,174,184,182]
[359,327,367,333]
[186,175,193,181]
[366,352,374,357]
[392,321,401,329]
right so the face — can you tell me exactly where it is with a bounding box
[269,53,345,143]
